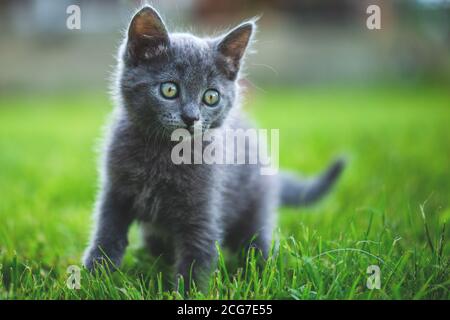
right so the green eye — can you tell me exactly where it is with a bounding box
[160,82,178,99]
[203,89,220,106]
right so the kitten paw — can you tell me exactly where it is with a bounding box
[82,247,122,272]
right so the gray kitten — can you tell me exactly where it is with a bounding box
[83,6,344,288]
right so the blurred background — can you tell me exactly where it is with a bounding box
[0,0,449,93]
[1,0,450,299]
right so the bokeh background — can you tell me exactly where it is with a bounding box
[1,0,449,91]
[0,0,449,299]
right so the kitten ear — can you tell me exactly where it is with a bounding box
[216,21,255,80]
[126,6,169,62]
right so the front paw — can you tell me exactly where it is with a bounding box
[82,246,122,272]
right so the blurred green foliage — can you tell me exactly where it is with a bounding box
[0,85,449,299]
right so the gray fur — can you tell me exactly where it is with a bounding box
[83,6,344,289]
[280,159,345,207]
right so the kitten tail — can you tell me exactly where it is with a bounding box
[279,158,345,207]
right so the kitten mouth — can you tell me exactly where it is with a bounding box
[161,123,206,137]
[187,126,196,134]
[183,125,206,137]
[163,123,188,130]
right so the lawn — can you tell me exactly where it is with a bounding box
[0,85,449,299]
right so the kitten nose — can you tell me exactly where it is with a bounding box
[181,113,199,127]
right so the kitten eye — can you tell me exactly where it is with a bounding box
[203,89,220,106]
[160,82,179,99]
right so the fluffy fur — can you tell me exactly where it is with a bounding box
[83,5,344,289]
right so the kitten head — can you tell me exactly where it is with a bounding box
[118,6,254,135]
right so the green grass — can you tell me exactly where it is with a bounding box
[0,86,449,299]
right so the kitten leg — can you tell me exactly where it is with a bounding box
[248,182,278,259]
[141,223,174,263]
[245,226,272,259]
[240,219,273,259]
[83,189,135,271]
[173,222,220,291]
[226,201,276,259]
